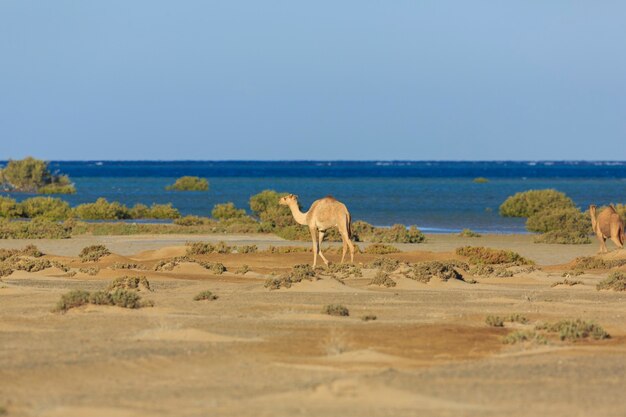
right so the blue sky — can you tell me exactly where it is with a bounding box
[1,1,625,160]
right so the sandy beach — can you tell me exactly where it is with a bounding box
[0,233,624,417]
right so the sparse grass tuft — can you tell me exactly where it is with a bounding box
[79,245,110,262]
[264,264,317,290]
[198,261,227,274]
[236,264,250,275]
[596,272,626,291]
[408,261,464,283]
[322,304,349,317]
[78,266,99,276]
[574,257,626,270]
[111,262,142,270]
[367,257,400,272]
[194,290,218,301]
[362,315,377,321]
[369,270,396,287]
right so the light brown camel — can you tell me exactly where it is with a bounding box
[589,204,625,253]
[279,194,355,267]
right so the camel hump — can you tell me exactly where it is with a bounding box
[324,195,337,201]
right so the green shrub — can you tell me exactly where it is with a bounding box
[129,203,150,219]
[533,230,591,244]
[37,183,76,194]
[89,291,113,305]
[146,203,180,219]
[0,157,67,192]
[212,202,247,220]
[459,229,481,238]
[596,272,626,291]
[364,244,400,254]
[0,197,23,218]
[371,224,425,243]
[321,304,349,317]
[473,177,489,183]
[499,189,575,218]
[79,245,111,262]
[0,218,72,239]
[74,198,131,220]
[194,290,218,301]
[19,197,71,220]
[54,290,91,312]
[351,220,375,242]
[166,176,209,191]
[535,319,609,341]
[369,270,396,287]
[456,246,532,265]
[249,190,293,228]
[235,245,257,254]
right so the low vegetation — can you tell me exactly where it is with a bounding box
[369,270,396,287]
[198,261,227,274]
[596,272,626,291]
[107,276,151,291]
[502,330,547,345]
[407,260,465,283]
[194,290,218,301]
[0,157,76,194]
[235,264,250,275]
[364,243,401,254]
[166,176,209,191]
[573,256,626,270]
[499,189,576,218]
[551,279,583,288]
[361,314,377,321]
[456,246,532,265]
[486,314,529,327]
[264,264,317,289]
[322,304,349,317]
[211,202,247,220]
[473,177,489,183]
[78,266,99,276]
[79,245,111,262]
[0,219,73,238]
[367,257,400,273]
[458,228,481,237]
[535,319,609,341]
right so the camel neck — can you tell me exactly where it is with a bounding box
[287,202,308,225]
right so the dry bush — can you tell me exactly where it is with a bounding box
[551,279,583,288]
[235,245,257,253]
[198,261,227,274]
[364,244,400,254]
[79,266,99,276]
[111,262,142,270]
[573,257,626,270]
[459,229,481,237]
[79,245,110,262]
[322,304,349,316]
[502,330,548,345]
[54,290,90,312]
[361,315,377,321]
[264,264,317,289]
[186,241,233,255]
[535,319,609,341]
[408,261,464,283]
[456,246,532,265]
[264,245,311,253]
[596,272,626,291]
[370,224,425,243]
[107,276,151,291]
[194,290,218,301]
[485,315,504,327]
[367,257,400,272]
[369,270,396,287]
[235,264,250,275]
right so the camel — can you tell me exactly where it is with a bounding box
[589,204,625,253]
[279,194,355,267]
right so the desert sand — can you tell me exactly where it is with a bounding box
[0,233,625,417]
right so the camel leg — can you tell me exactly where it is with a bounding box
[318,231,329,266]
[341,238,348,264]
[310,227,319,267]
[596,232,608,253]
[610,225,624,249]
[338,227,355,264]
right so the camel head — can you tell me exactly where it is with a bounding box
[279,194,298,206]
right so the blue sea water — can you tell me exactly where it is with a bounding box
[2,161,626,233]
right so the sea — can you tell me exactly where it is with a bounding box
[2,161,626,234]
